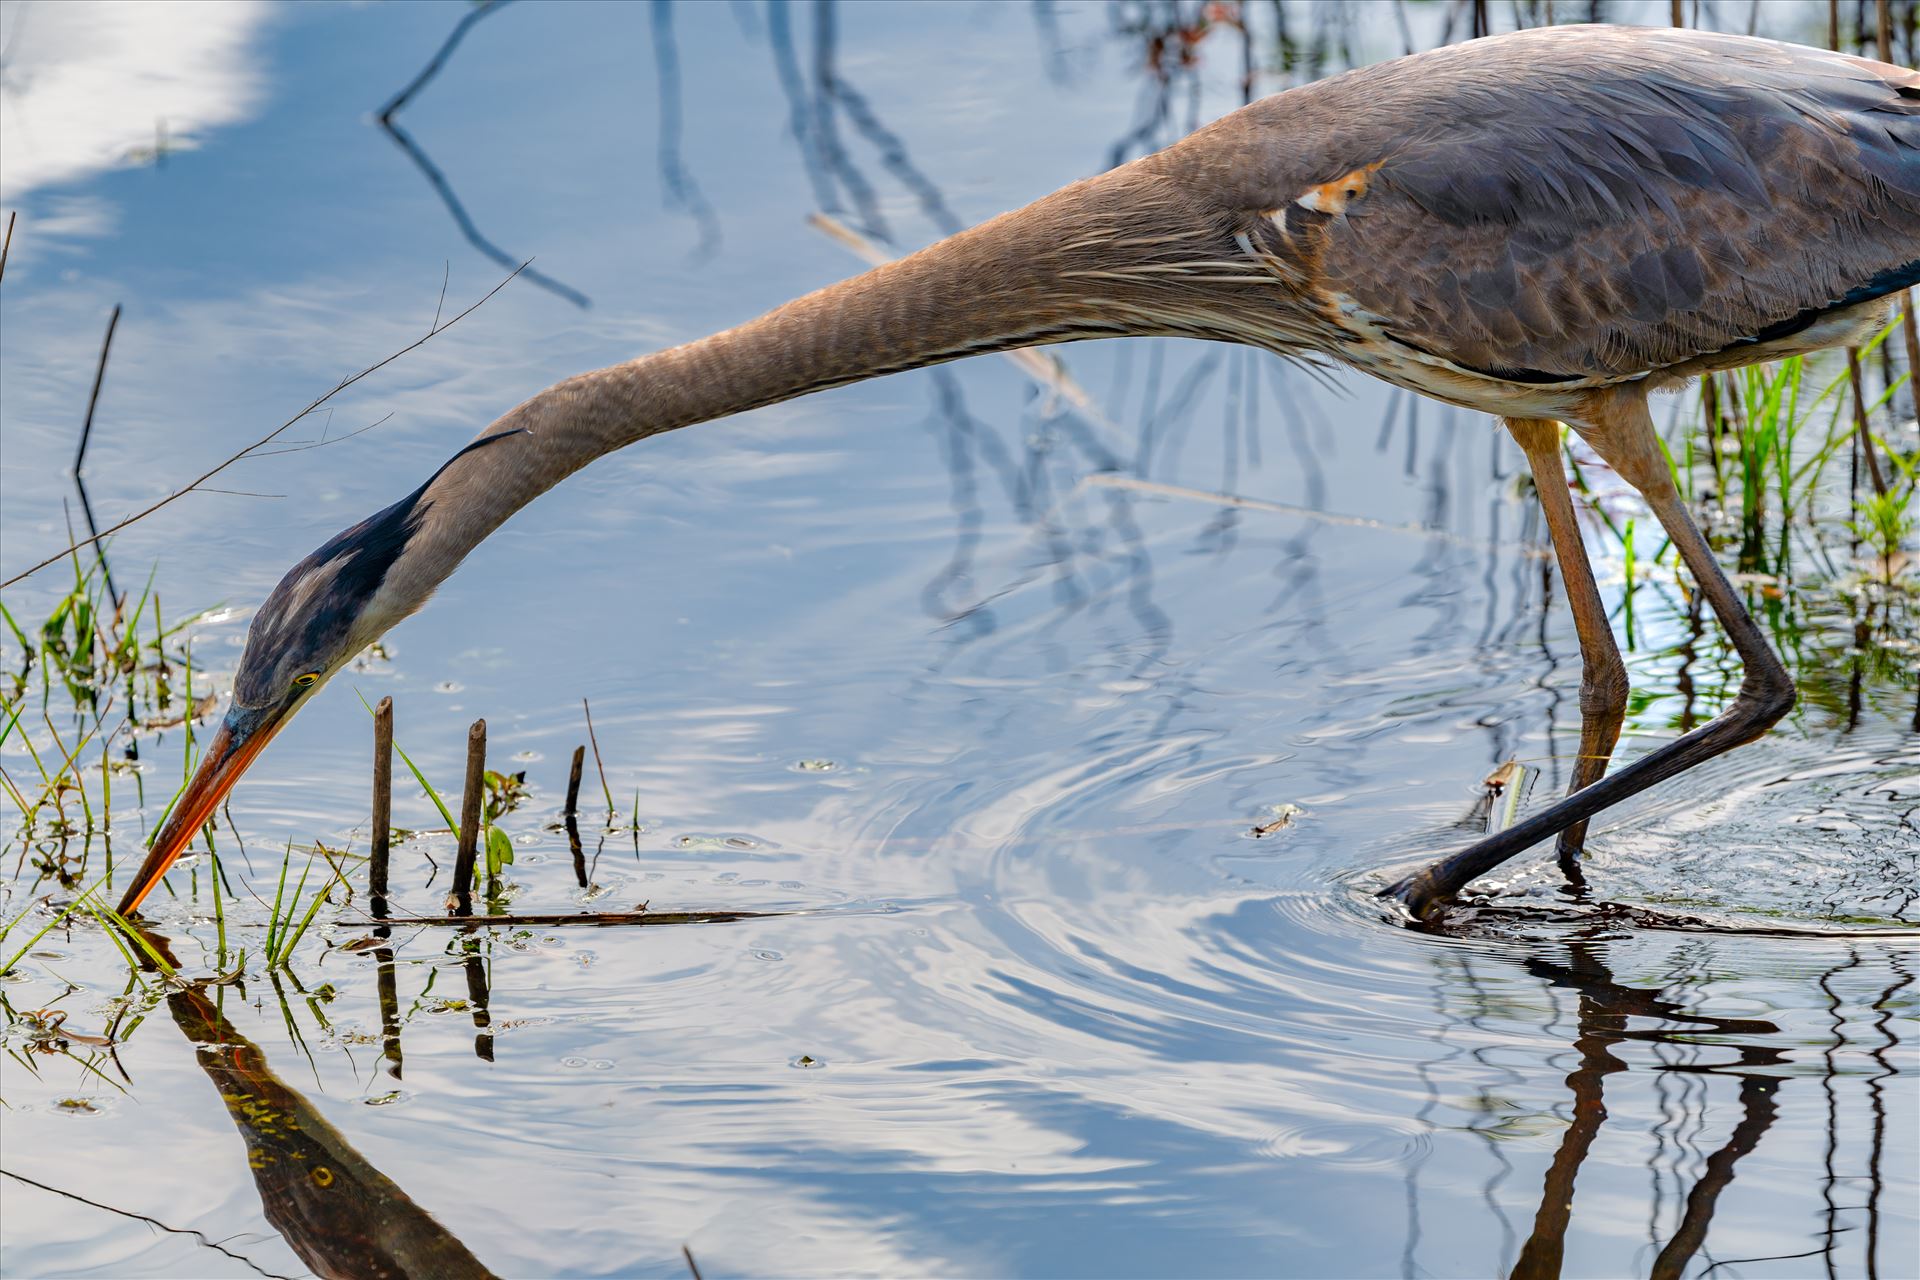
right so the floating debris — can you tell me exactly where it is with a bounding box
[1251,804,1305,838]
[1482,760,1525,797]
[673,834,764,851]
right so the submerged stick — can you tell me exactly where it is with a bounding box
[1082,472,1550,559]
[564,744,584,817]
[1901,295,1920,436]
[448,719,486,916]
[375,944,404,1079]
[360,908,772,929]
[1845,350,1888,497]
[567,815,588,888]
[462,942,493,1062]
[370,697,394,919]
[582,699,614,821]
[74,305,122,477]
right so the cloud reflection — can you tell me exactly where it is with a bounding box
[0,0,268,203]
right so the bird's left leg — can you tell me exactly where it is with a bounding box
[1505,418,1628,881]
[1387,390,1794,919]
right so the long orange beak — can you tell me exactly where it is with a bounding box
[116,701,291,916]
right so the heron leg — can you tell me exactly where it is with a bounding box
[1387,395,1793,919]
[1506,418,1628,881]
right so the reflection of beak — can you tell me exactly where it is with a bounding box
[116,701,291,916]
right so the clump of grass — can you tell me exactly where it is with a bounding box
[1690,320,1912,572]
[3,556,223,882]
[261,842,338,971]
[1850,452,1918,586]
[0,872,173,984]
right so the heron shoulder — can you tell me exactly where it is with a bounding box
[1160,25,1919,382]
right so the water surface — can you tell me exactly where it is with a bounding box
[2,3,1915,1277]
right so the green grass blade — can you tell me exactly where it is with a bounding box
[354,689,457,829]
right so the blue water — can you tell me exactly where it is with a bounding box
[2,3,1914,1277]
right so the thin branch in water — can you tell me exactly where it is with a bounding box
[651,0,722,260]
[0,1169,295,1280]
[376,0,513,122]
[1078,472,1550,559]
[809,0,889,240]
[766,0,838,211]
[2,264,527,590]
[376,1,589,308]
[69,305,128,602]
[582,698,615,821]
[1845,349,1888,497]
[241,412,394,459]
[379,116,589,309]
[825,74,965,236]
[71,474,121,609]
[432,259,450,331]
[73,304,122,477]
[358,908,774,928]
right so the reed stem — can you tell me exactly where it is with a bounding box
[564,744,585,817]
[449,718,485,916]
[371,696,393,919]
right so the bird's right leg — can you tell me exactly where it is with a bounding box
[1505,418,1628,882]
[1387,393,1794,919]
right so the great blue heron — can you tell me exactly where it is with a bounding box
[115,25,1918,921]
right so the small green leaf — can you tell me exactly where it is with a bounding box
[485,826,514,877]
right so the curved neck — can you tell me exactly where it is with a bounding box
[396,163,1220,589]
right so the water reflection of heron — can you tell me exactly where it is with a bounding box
[119,931,497,1279]
[1507,943,1786,1280]
[161,981,498,1280]
[1414,936,1910,1280]
[114,27,1917,919]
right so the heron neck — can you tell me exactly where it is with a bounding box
[404,163,1205,576]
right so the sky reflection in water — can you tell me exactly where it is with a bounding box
[0,2,1914,1277]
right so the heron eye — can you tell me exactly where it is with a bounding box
[293,673,320,689]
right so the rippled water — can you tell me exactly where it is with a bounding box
[2,3,1915,1277]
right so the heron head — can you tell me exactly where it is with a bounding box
[116,485,436,915]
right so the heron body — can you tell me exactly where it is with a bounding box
[116,25,1920,920]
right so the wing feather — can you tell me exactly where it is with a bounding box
[1185,27,1920,380]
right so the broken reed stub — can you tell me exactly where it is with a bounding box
[448,718,486,917]
[371,696,393,919]
[565,744,585,817]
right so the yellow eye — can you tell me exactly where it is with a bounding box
[293,673,320,689]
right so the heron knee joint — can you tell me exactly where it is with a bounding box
[1580,661,1630,713]
[1732,675,1796,736]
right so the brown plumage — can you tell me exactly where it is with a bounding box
[1163,25,1919,385]
[117,26,1920,921]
